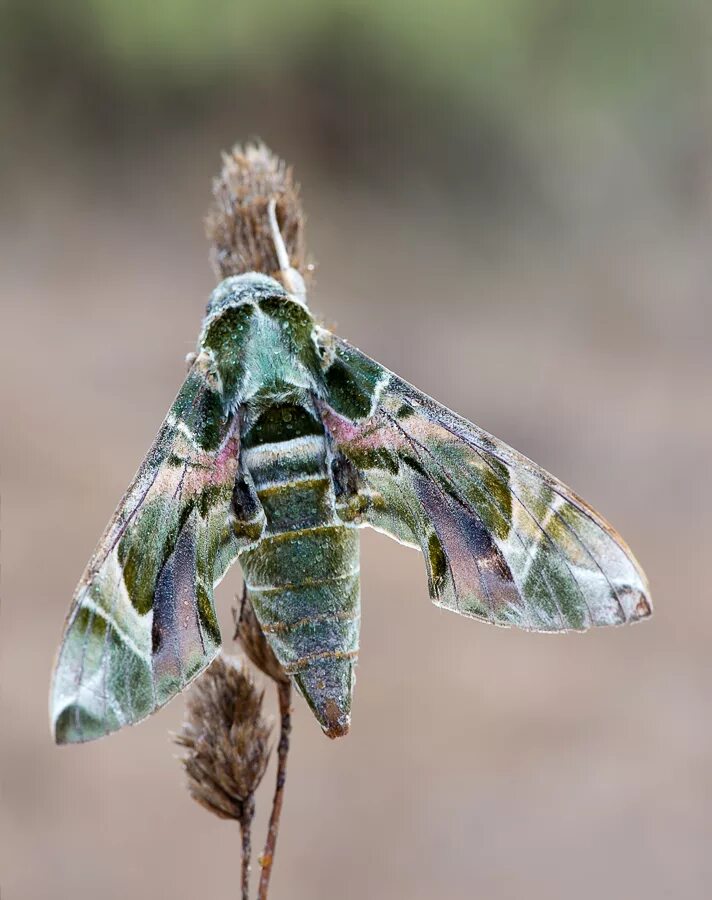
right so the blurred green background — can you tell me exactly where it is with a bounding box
[2,3,711,899]
[3,0,710,209]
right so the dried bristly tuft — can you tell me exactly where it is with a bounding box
[234,588,290,686]
[206,141,310,285]
[174,655,271,823]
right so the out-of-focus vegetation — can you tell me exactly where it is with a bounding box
[3,0,705,105]
[2,0,710,205]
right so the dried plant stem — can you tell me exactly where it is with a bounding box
[240,798,254,900]
[258,680,292,900]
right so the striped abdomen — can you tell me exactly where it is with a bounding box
[238,403,360,737]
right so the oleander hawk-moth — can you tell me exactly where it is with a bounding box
[51,238,651,744]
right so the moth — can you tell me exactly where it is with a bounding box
[51,201,651,744]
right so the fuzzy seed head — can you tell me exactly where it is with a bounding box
[174,655,271,823]
[206,141,309,285]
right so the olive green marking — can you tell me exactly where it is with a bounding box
[118,497,181,615]
[334,343,384,390]
[477,457,512,540]
[248,570,360,596]
[266,615,360,669]
[55,606,155,742]
[399,435,513,542]
[361,470,424,547]
[231,518,265,542]
[342,442,400,475]
[259,296,315,349]
[108,638,153,720]
[55,704,121,744]
[258,477,332,531]
[184,385,227,452]
[323,338,387,421]
[195,581,221,648]
[334,491,369,523]
[427,531,448,597]
[522,551,587,630]
[170,370,202,417]
[198,482,232,519]
[258,474,328,494]
[243,403,324,448]
[211,527,242,585]
[249,572,360,627]
[260,608,358,634]
[201,303,257,406]
[240,525,358,588]
[324,358,376,420]
[396,403,416,419]
[168,370,229,453]
[522,481,554,526]
[447,450,512,541]
[74,604,108,643]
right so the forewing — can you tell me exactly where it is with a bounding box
[318,331,651,632]
[51,356,249,743]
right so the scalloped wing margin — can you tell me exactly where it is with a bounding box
[51,362,244,743]
[318,331,652,633]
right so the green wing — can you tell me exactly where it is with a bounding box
[51,353,255,743]
[318,330,652,632]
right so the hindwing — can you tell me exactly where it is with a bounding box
[318,330,651,632]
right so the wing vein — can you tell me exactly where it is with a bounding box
[427,409,622,623]
[402,413,587,629]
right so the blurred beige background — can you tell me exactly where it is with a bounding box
[2,3,712,898]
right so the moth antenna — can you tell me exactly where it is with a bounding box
[268,198,307,304]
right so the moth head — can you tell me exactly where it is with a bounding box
[204,272,287,322]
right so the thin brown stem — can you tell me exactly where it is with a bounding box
[240,798,254,900]
[257,680,292,900]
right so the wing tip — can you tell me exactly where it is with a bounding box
[629,589,653,623]
[52,702,116,745]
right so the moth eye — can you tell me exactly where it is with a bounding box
[315,335,333,364]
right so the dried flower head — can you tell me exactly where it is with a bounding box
[206,141,309,284]
[174,655,271,823]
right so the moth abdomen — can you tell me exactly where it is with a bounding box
[241,398,331,535]
[240,525,361,739]
[239,394,362,738]
[257,475,333,532]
